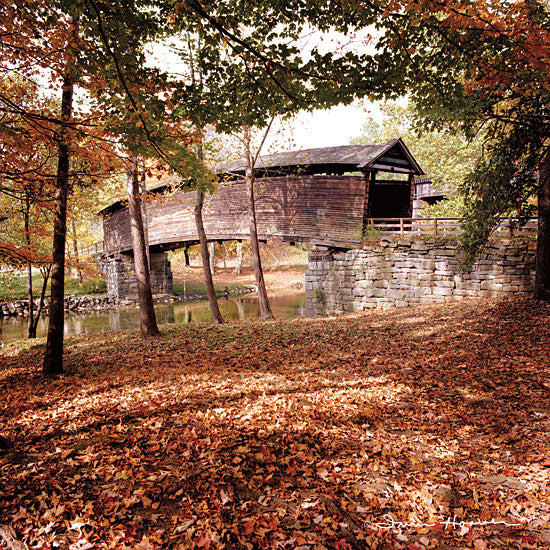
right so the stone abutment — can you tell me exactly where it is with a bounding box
[305,239,535,316]
[98,252,173,299]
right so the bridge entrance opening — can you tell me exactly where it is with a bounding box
[366,173,412,220]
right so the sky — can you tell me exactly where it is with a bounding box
[264,100,379,152]
[265,27,380,150]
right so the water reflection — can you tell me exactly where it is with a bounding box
[0,293,305,345]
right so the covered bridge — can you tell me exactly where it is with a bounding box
[102,138,423,254]
[99,138,423,297]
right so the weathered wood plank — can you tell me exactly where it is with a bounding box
[103,175,367,254]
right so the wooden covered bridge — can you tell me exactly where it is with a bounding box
[99,138,424,297]
[102,138,423,253]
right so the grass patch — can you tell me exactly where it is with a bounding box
[0,272,106,301]
[172,281,247,297]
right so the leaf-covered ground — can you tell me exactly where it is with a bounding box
[1,296,549,550]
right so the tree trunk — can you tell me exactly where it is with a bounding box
[184,246,190,266]
[222,242,228,269]
[127,157,159,337]
[243,125,273,320]
[42,72,73,377]
[26,261,36,338]
[235,240,243,275]
[535,151,550,300]
[140,161,150,271]
[71,218,83,284]
[209,242,216,273]
[184,30,222,323]
[194,137,223,324]
[195,190,224,324]
[30,266,51,337]
[23,197,36,338]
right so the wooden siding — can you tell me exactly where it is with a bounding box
[103,175,367,254]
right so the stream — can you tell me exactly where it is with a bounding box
[0,292,306,345]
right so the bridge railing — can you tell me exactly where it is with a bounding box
[366,217,538,238]
[80,241,104,256]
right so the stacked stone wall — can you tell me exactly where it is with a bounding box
[98,252,173,298]
[305,239,535,316]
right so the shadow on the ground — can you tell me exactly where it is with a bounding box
[1,296,549,549]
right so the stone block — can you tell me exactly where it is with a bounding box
[480,281,503,291]
[477,290,497,297]
[434,269,453,276]
[434,281,454,288]
[502,285,520,292]
[437,249,456,257]
[433,287,453,296]
[386,289,406,299]
[373,280,389,288]
[414,287,432,297]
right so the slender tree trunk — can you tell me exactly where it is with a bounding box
[243,124,273,319]
[71,218,83,284]
[535,151,550,300]
[195,190,224,324]
[30,266,51,337]
[187,30,223,323]
[26,261,36,338]
[184,246,190,266]
[222,242,228,269]
[43,72,74,377]
[127,157,159,337]
[23,197,36,338]
[194,138,223,324]
[209,242,216,273]
[235,240,243,275]
[140,161,150,271]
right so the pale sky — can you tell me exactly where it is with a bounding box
[265,100,379,152]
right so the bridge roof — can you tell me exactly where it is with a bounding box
[100,138,423,215]
[219,138,424,177]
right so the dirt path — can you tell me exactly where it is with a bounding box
[171,264,307,293]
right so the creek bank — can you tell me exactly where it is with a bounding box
[0,295,119,318]
[0,285,257,318]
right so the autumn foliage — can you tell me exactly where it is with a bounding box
[1,297,549,549]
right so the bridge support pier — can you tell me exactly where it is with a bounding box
[98,252,173,299]
[305,239,535,316]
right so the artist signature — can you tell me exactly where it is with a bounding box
[365,514,531,530]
